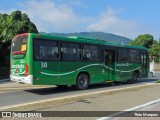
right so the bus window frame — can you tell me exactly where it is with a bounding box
[33,38,60,61]
[60,41,82,61]
[11,36,28,59]
[117,47,141,63]
[82,43,101,62]
[33,38,101,62]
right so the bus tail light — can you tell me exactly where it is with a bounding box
[25,64,29,76]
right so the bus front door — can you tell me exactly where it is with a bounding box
[105,50,115,81]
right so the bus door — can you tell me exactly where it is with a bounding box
[105,50,115,81]
[141,53,148,77]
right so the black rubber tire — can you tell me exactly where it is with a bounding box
[76,74,89,90]
[127,72,137,84]
[132,73,138,82]
[108,81,115,86]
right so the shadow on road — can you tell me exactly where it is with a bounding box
[24,77,158,95]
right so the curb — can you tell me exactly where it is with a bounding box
[0,79,10,83]
[0,83,156,111]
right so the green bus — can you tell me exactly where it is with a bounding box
[10,33,149,89]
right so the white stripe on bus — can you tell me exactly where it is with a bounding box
[41,64,140,76]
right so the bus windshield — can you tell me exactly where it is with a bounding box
[12,36,28,59]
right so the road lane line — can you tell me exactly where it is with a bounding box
[0,81,48,87]
[0,90,19,94]
[98,99,160,120]
[0,87,51,93]
[0,86,49,89]
[0,83,156,111]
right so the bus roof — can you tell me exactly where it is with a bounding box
[29,33,148,51]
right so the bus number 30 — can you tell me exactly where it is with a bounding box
[41,62,47,68]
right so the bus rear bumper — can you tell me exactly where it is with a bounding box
[10,75,33,84]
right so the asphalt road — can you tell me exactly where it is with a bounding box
[0,73,159,109]
[113,101,160,120]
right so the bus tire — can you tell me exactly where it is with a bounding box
[131,72,138,83]
[133,72,138,81]
[108,81,115,86]
[76,74,89,90]
[127,72,137,84]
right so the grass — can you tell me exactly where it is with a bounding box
[156,80,160,83]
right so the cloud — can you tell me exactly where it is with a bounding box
[0,1,145,39]
[66,0,86,8]
[87,8,139,38]
[21,1,157,39]
[0,9,16,14]
[22,0,86,32]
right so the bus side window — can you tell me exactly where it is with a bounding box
[83,51,91,60]
[53,51,58,58]
[83,44,99,61]
[61,42,80,60]
[118,49,129,62]
[34,40,58,60]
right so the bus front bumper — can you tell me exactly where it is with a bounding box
[10,75,33,84]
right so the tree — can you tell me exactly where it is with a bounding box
[129,34,153,49]
[149,40,160,62]
[0,10,38,69]
[129,34,160,62]
[0,11,38,42]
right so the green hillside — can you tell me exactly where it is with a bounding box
[45,32,132,45]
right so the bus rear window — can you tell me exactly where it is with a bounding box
[12,36,28,59]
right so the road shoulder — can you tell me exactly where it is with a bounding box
[2,83,160,112]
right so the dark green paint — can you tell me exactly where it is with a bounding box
[11,33,149,85]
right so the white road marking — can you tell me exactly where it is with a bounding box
[98,99,160,120]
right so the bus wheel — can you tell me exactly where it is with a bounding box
[130,72,138,83]
[108,81,115,86]
[132,72,138,82]
[76,74,89,90]
[127,72,137,84]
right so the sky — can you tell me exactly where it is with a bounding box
[0,0,160,39]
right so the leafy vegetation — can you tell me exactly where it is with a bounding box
[0,11,38,43]
[129,34,160,62]
[0,10,38,77]
[129,34,153,48]
[156,80,160,83]
[149,41,160,62]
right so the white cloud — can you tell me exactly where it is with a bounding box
[1,1,148,39]
[0,9,16,14]
[22,0,86,32]
[87,8,140,38]
[66,0,86,8]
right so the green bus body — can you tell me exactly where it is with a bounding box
[10,33,149,87]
